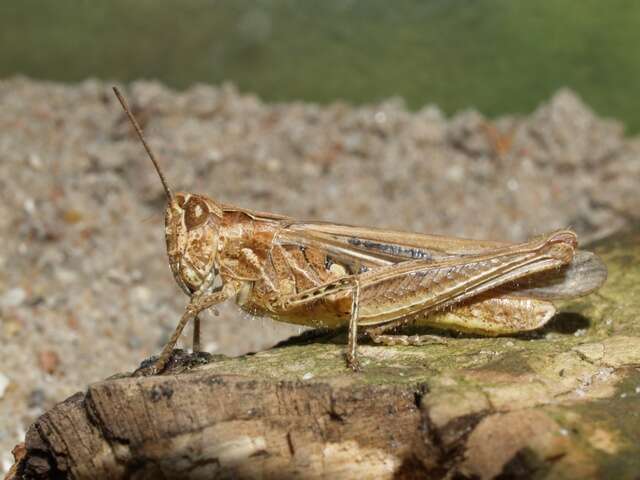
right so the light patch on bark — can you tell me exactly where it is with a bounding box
[318,441,401,479]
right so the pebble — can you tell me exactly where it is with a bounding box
[1,288,26,309]
[0,374,9,399]
[127,335,142,349]
[2,315,22,338]
[55,268,78,284]
[132,286,153,308]
[1,453,14,477]
[37,350,61,375]
[27,389,46,409]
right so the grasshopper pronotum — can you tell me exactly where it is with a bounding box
[113,87,607,373]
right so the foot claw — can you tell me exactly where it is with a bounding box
[133,355,168,377]
[133,364,161,377]
[346,355,361,372]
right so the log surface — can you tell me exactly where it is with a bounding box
[10,229,640,480]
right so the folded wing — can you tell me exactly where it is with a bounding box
[276,221,607,300]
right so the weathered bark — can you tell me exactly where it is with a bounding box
[8,228,640,480]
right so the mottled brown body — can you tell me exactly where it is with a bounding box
[112,87,607,373]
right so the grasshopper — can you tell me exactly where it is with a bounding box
[112,87,607,374]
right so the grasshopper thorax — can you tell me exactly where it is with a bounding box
[165,193,224,295]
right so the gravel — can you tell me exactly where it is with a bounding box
[0,77,638,465]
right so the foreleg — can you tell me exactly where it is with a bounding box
[192,315,201,352]
[149,282,239,374]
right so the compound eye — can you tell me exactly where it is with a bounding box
[184,197,209,230]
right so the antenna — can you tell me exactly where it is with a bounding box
[112,86,174,202]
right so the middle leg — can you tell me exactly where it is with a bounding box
[346,280,361,371]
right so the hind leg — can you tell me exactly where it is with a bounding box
[366,317,448,346]
[369,332,448,346]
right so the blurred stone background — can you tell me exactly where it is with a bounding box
[1,1,640,472]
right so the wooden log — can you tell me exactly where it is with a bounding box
[16,352,439,479]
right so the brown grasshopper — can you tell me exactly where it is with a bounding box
[112,87,607,374]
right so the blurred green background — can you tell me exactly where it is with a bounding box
[2,0,639,132]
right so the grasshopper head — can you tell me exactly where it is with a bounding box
[111,87,225,296]
[165,193,224,295]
